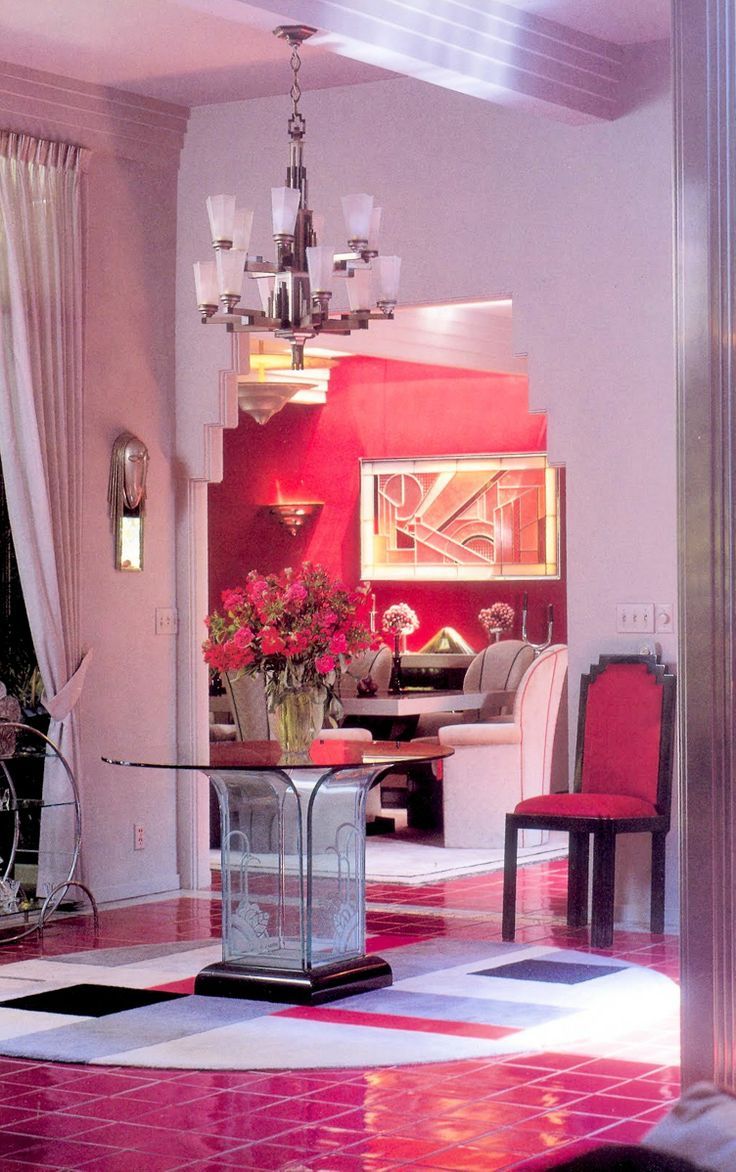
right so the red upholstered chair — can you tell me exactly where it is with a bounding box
[502,654,676,949]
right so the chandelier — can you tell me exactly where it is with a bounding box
[193,25,401,372]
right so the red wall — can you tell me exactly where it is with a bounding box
[208,355,567,651]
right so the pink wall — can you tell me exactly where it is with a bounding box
[209,355,567,651]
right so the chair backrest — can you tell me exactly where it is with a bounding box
[464,640,535,694]
[513,644,568,802]
[224,671,270,740]
[339,644,392,698]
[574,655,676,815]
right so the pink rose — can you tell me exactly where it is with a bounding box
[246,577,268,602]
[329,632,348,655]
[221,587,245,612]
[260,627,286,655]
[315,654,336,675]
[286,582,308,605]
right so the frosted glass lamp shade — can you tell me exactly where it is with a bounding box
[367,207,382,252]
[306,245,335,293]
[193,261,219,308]
[215,248,246,299]
[206,194,236,247]
[232,207,254,252]
[376,255,401,304]
[341,194,374,244]
[347,265,373,311]
[271,187,300,237]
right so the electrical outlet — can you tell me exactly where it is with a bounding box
[134,823,145,851]
[155,607,178,635]
[616,603,654,633]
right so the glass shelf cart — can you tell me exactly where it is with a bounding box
[0,721,97,941]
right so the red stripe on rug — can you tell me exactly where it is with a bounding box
[274,1006,519,1040]
[150,979,197,994]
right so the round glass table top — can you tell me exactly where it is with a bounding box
[102,738,453,772]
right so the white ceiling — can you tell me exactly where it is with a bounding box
[0,0,671,108]
[501,0,670,45]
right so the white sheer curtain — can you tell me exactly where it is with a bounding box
[0,131,91,891]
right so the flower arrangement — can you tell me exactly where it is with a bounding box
[382,603,420,635]
[202,563,377,713]
[478,602,515,637]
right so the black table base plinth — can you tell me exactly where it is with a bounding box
[194,956,393,1005]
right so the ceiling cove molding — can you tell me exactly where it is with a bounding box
[244,0,626,121]
[0,60,189,165]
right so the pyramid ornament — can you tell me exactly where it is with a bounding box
[418,627,475,654]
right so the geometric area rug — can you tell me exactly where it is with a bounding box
[0,938,679,1071]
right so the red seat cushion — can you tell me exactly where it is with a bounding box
[514,793,659,819]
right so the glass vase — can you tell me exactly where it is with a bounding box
[270,687,326,758]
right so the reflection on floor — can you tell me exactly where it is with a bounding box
[0,858,679,1170]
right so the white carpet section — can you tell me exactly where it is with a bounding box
[364,838,566,883]
[209,838,567,885]
[0,945,221,994]
[108,1017,501,1070]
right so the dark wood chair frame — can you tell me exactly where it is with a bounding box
[501,654,677,949]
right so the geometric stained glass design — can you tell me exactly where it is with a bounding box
[360,454,559,581]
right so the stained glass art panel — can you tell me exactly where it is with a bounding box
[360,455,559,581]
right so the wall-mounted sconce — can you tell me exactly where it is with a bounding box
[107,432,149,571]
[268,502,323,536]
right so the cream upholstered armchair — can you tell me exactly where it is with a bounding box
[437,644,568,848]
[414,639,535,738]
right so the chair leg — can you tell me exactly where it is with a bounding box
[650,832,667,934]
[502,817,519,941]
[591,825,616,949]
[567,832,590,927]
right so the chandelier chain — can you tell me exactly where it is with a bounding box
[288,43,306,139]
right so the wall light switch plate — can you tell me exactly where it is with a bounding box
[616,604,654,633]
[155,607,178,635]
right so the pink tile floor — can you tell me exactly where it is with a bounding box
[0,859,680,1169]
